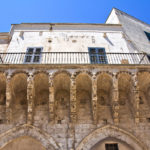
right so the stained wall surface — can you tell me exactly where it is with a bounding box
[1,136,45,150]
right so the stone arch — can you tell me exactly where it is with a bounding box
[33,70,49,76]
[97,73,113,124]
[33,72,49,125]
[137,71,150,123]
[116,71,132,78]
[53,72,70,124]
[76,72,93,123]
[10,73,28,124]
[96,71,113,78]
[10,70,28,78]
[76,125,147,150]
[75,70,92,79]
[52,70,71,78]
[117,72,134,125]
[0,124,60,150]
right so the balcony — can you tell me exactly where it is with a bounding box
[0,52,149,65]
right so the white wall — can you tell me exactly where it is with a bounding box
[106,8,150,54]
[7,24,129,53]
[0,23,146,64]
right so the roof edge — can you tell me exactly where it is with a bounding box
[11,23,122,26]
[106,8,150,28]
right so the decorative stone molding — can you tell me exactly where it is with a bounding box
[0,124,61,150]
[76,125,147,150]
[27,73,34,125]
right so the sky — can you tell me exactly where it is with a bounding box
[0,0,150,32]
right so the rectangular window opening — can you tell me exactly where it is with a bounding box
[89,47,107,64]
[24,47,42,63]
[105,143,119,150]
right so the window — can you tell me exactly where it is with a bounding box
[24,47,42,63]
[144,31,150,41]
[105,143,119,150]
[88,47,107,64]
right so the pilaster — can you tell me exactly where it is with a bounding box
[49,73,55,122]
[6,73,12,123]
[132,73,140,124]
[112,74,119,125]
[27,73,34,125]
[92,73,97,124]
[70,73,77,123]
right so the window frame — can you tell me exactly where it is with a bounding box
[105,143,119,150]
[24,47,43,64]
[88,47,108,64]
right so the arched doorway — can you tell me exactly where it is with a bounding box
[76,125,146,150]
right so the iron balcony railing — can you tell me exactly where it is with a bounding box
[0,52,149,65]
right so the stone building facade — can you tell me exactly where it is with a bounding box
[0,8,150,150]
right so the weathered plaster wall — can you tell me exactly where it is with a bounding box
[6,24,130,54]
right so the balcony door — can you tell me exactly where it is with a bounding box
[88,47,107,64]
[24,47,43,63]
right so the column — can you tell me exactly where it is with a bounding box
[6,73,12,123]
[27,73,34,124]
[132,73,140,124]
[70,73,77,123]
[92,73,97,124]
[112,74,119,125]
[49,73,55,122]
